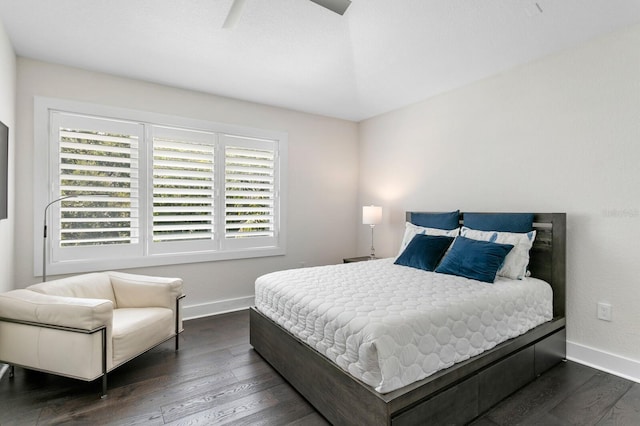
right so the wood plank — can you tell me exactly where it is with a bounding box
[225,383,320,426]
[160,373,284,423]
[164,388,280,425]
[483,361,600,425]
[549,371,634,424]
[597,383,640,426]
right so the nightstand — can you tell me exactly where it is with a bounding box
[343,256,378,263]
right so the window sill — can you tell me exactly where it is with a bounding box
[37,246,286,278]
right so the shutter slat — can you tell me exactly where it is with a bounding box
[61,152,132,165]
[154,150,214,162]
[61,206,134,213]
[152,178,213,188]
[153,224,214,231]
[60,185,131,194]
[60,130,137,145]
[153,215,213,222]
[153,206,214,213]
[154,139,215,153]
[154,159,213,170]
[60,227,133,234]
[152,233,213,241]
[60,140,133,155]
[61,237,133,245]
[154,169,214,179]
[154,187,213,196]
[226,182,274,190]
[61,174,131,184]
[60,163,133,175]
[225,231,273,237]
[222,198,274,206]
[226,148,273,159]
[225,173,273,183]
[225,165,274,175]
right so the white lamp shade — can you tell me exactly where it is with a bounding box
[362,205,382,225]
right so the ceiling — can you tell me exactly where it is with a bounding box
[1,0,639,122]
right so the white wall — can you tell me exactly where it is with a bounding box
[0,20,15,293]
[14,59,359,317]
[358,24,640,381]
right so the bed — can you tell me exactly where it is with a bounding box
[250,212,566,425]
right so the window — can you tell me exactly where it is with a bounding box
[34,98,287,276]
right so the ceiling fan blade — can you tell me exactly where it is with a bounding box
[309,0,352,16]
[222,0,247,29]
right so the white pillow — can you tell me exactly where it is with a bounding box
[460,226,536,280]
[398,222,460,256]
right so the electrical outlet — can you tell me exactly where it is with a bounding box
[597,302,612,321]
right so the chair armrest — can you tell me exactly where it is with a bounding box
[107,271,184,309]
[0,289,113,331]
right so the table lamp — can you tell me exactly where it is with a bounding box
[362,205,382,259]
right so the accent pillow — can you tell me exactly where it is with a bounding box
[409,211,460,230]
[460,227,536,280]
[398,222,460,256]
[435,236,514,283]
[394,234,455,272]
[463,213,534,233]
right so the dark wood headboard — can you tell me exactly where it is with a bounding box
[406,212,566,318]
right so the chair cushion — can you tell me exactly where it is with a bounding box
[0,289,113,330]
[108,272,182,309]
[111,307,174,366]
[28,273,117,305]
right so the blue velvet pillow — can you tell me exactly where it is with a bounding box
[463,213,534,233]
[435,236,514,283]
[409,211,460,230]
[395,234,455,271]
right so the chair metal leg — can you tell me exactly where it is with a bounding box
[101,374,107,399]
[175,294,185,352]
[8,365,14,378]
[100,327,107,398]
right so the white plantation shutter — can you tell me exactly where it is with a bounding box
[222,135,278,249]
[151,126,216,253]
[38,99,286,276]
[50,112,143,262]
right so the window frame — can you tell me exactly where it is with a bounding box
[33,97,287,277]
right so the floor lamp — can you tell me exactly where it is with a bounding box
[362,205,382,259]
[42,195,77,282]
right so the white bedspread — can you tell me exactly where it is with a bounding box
[254,258,553,394]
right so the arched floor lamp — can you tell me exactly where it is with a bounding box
[42,194,109,282]
[42,195,77,282]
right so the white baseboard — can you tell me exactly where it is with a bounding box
[567,340,640,384]
[182,296,254,320]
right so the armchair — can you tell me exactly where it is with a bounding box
[0,271,184,397]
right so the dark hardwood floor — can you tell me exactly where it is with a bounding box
[1,310,638,425]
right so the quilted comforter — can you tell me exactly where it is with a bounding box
[254,258,553,393]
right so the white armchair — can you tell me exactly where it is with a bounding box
[0,271,184,397]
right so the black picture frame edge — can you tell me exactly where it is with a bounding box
[0,119,8,221]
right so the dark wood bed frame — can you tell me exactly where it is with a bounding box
[250,212,566,425]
